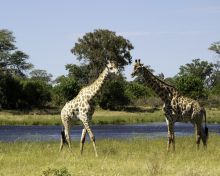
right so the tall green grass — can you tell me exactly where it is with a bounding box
[0,134,220,176]
[0,108,219,125]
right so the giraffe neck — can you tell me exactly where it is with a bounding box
[140,67,176,102]
[85,67,109,99]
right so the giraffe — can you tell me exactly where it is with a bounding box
[59,61,119,157]
[132,59,208,151]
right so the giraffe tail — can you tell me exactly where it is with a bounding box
[203,108,209,138]
[61,127,68,144]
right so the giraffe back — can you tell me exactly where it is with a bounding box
[171,94,204,122]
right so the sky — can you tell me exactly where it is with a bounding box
[0,0,220,80]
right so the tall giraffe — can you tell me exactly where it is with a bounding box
[59,61,119,157]
[132,59,208,151]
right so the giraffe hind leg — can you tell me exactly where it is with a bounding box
[204,126,209,138]
[59,129,68,152]
[201,126,208,148]
[82,120,98,157]
[59,130,65,152]
[60,118,72,152]
[80,128,87,155]
[196,135,201,149]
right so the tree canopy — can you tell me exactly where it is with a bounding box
[71,29,134,81]
[175,75,208,100]
[178,58,214,87]
[0,29,33,77]
[209,42,220,54]
[0,29,52,109]
[65,64,90,86]
[30,69,53,83]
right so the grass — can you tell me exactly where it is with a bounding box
[0,108,219,126]
[0,134,220,176]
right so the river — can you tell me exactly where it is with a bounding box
[0,123,220,142]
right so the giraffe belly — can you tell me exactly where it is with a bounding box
[61,109,77,120]
[61,103,79,121]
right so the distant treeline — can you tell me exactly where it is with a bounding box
[0,29,219,110]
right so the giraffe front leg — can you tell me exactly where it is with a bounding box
[80,128,87,155]
[59,138,63,152]
[194,124,202,150]
[166,118,175,151]
[82,120,98,157]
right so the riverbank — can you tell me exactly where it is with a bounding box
[0,108,219,125]
[0,134,220,176]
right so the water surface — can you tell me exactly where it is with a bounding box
[0,123,219,142]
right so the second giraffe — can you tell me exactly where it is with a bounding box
[132,59,208,151]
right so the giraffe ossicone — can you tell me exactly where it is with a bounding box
[132,59,208,151]
[59,61,119,157]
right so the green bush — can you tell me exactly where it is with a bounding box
[98,76,130,110]
[52,76,80,106]
[19,80,52,109]
[42,167,71,176]
[0,73,22,108]
[175,75,208,100]
[125,82,152,99]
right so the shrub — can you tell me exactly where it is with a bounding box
[41,167,71,176]
[98,76,130,110]
[175,75,208,100]
[52,76,80,106]
[20,80,52,109]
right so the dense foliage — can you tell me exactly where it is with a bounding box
[52,76,80,106]
[0,29,52,109]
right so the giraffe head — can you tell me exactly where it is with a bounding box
[106,61,119,75]
[131,59,144,77]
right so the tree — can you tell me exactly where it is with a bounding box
[0,29,33,77]
[98,75,130,110]
[175,75,208,100]
[65,64,90,86]
[53,76,81,106]
[209,42,220,54]
[71,29,133,82]
[0,73,22,108]
[209,42,220,95]
[20,80,52,109]
[0,29,56,109]
[175,59,215,99]
[178,59,214,87]
[125,81,152,100]
[30,69,53,83]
